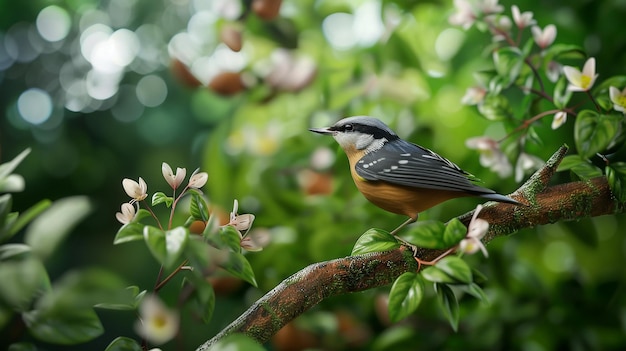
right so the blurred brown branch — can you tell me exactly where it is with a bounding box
[196,145,619,350]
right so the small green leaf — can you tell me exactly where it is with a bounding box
[185,237,212,271]
[7,342,37,351]
[144,226,188,268]
[435,256,472,284]
[1,199,51,242]
[143,226,166,265]
[574,110,621,158]
[185,275,216,324]
[606,162,626,203]
[388,272,424,323]
[402,221,446,249]
[114,222,145,244]
[104,337,142,351]
[95,286,146,311]
[25,196,92,260]
[351,228,400,255]
[557,155,602,179]
[208,225,242,252]
[420,266,458,284]
[553,76,572,109]
[23,308,104,345]
[434,283,459,332]
[219,251,257,287]
[442,219,467,247]
[492,47,523,86]
[151,192,173,207]
[190,194,209,222]
[0,148,31,180]
[558,155,589,172]
[461,283,490,304]
[0,244,32,260]
[0,194,11,232]
[478,94,513,121]
[544,43,585,62]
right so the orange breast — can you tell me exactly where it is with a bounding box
[346,149,466,218]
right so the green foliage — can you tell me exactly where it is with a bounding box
[388,272,424,322]
[351,228,400,255]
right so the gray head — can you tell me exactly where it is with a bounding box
[309,116,399,151]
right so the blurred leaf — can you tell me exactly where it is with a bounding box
[388,272,424,323]
[0,174,25,193]
[0,257,50,311]
[25,196,92,260]
[186,275,216,324]
[143,226,188,268]
[1,199,51,243]
[114,222,145,244]
[0,244,31,260]
[435,256,472,284]
[208,333,265,351]
[478,95,513,121]
[421,265,458,284]
[23,308,103,345]
[461,283,490,304]
[151,191,173,207]
[606,162,626,203]
[0,195,11,231]
[558,155,602,180]
[352,228,400,255]
[574,110,621,159]
[0,148,30,180]
[442,219,467,247]
[492,47,524,87]
[7,342,37,351]
[434,283,459,332]
[185,236,212,271]
[594,75,626,111]
[190,193,209,222]
[557,155,589,171]
[561,219,598,247]
[553,76,572,109]
[219,251,257,287]
[544,44,585,64]
[0,304,11,330]
[95,286,146,311]
[207,225,241,253]
[104,337,142,351]
[402,221,447,249]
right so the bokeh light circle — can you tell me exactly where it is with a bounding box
[136,75,168,107]
[17,88,53,125]
[36,6,72,42]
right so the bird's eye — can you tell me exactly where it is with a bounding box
[344,124,353,131]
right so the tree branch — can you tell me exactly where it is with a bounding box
[196,146,619,350]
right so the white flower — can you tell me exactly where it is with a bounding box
[162,162,186,190]
[449,0,476,29]
[515,152,545,183]
[551,111,567,130]
[563,57,598,92]
[466,136,512,178]
[135,294,179,345]
[531,24,556,49]
[122,177,148,202]
[228,199,255,232]
[459,205,489,257]
[480,0,504,14]
[188,168,208,189]
[115,203,136,224]
[511,5,535,28]
[461,86,487,105]
[609,86,626,113]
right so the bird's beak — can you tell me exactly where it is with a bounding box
[309,127,333,135]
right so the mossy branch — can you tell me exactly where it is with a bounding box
[196,145,619,350]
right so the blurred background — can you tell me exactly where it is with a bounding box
[2,0,626,350]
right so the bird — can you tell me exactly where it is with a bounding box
[309,116,520,245]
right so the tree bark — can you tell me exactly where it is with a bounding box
[196,146,619,350]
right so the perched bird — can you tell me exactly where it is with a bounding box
[310,116,520,239]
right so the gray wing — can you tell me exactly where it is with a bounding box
[355,140,498,195]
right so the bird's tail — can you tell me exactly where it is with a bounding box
[479,192,522,205]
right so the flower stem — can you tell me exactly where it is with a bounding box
[154,259,190,292]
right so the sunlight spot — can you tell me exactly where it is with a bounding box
[36,6,71,42]
[17,88,52,125]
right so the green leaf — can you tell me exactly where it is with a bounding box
[402,221,446,249]
[558,155,590,171]
[190,193,209,222]
[553,76,572,109]
[1,199,51,242]
[478,94,513,121]
[208,225,242,252]
[23,308,104,345]
[0,243,32,260]
[219,251,257,287]
[435,256,473,284]
[104,337,142,351]
[114,222,145,244]
[25,196,92,260]
[207,333,266,351]
[557,155,602,179]
[421,265,458,284]
[434,283,460,332]
[7,342,37,351]
[388,272,424,323]
[606,162,626,203]
[185,237,212,271]
[0,194,11,233]
[95,286,146,311]
[442,219,467,247]
[492,47,523,87]
[143,226,188,268]
[544,43,585,62]
[0,148,30,180]
[351,228,400,255]
[0,257,50,311]
[151,191,173,207]
[459,283,490,304]
[574,110,621,158]
[186,275,216,324]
